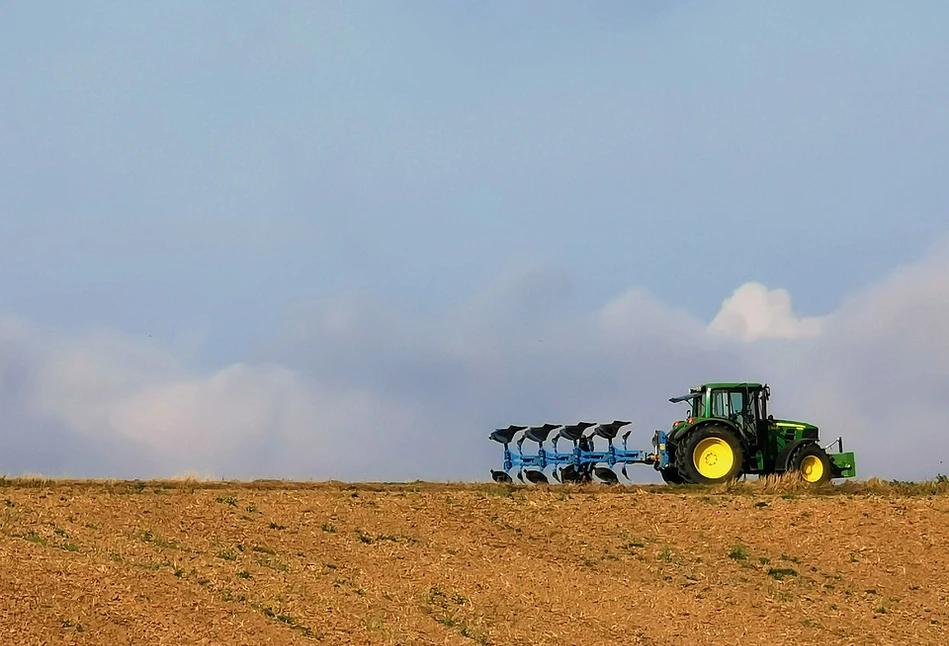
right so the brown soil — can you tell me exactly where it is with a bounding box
[0,478,946,645]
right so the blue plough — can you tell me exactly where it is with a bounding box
[489,421,671,484]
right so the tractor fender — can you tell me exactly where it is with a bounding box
[773,439,818,472]
[669,419,741,444]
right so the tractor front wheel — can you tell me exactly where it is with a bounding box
[676,425,744,485]
[788,443,832,484]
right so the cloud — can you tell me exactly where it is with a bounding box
[3,241,949,482]
[708,282,823,342]
[8,328,423,480]
[761,238,949,480]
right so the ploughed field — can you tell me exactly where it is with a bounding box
[1,478,948,645]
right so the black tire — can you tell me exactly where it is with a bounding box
[659,466,684,484]
[787,443,832,484]
[675,424,744,485]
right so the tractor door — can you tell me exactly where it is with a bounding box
[736,388,760,449]
[747,387,770,454]
[710,387,764,453]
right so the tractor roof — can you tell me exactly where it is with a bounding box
[699,382,764,390]
[669,382,766,403]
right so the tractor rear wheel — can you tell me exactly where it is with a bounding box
[675,425,744,485]
[787,443,832,484]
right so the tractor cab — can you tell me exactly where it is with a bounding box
[670,382,772,446]
[670,383,762,430]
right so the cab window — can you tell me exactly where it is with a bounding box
[710,389,748,421]
[710,390,729,417]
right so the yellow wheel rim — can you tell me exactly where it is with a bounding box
[800,455,824,482]
[693,437,734,479]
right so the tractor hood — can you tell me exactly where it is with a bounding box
[771,418,819,432]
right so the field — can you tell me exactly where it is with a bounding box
[1,477,948,645]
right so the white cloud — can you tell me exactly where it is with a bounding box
[760,239,949,480]
[707,282,823,342]
[30,329,186,438]
[2,323,425,479]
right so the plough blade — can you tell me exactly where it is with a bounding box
[525,424,562,445]
[593,467,620,485]
[490,425,527,444]
[591,420,632,441]
[559,464,583,484]
[491,469,513,484]
[557,421,597,443]
[524,469,549,484]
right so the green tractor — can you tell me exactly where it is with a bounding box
[659,382,856,485]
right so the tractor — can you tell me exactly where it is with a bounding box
[657,382,855,484]
[488,381,856,486]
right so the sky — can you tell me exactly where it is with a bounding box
[1,1,948,482]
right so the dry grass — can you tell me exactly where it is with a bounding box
[3,472,947,496]
[1,478,947,645]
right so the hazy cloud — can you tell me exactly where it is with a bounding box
[3,238,948,482]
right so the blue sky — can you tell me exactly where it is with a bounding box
[1,2,948,481]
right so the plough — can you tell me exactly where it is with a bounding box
[489,421,670,484]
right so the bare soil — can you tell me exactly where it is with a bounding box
[0,478,946,645]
